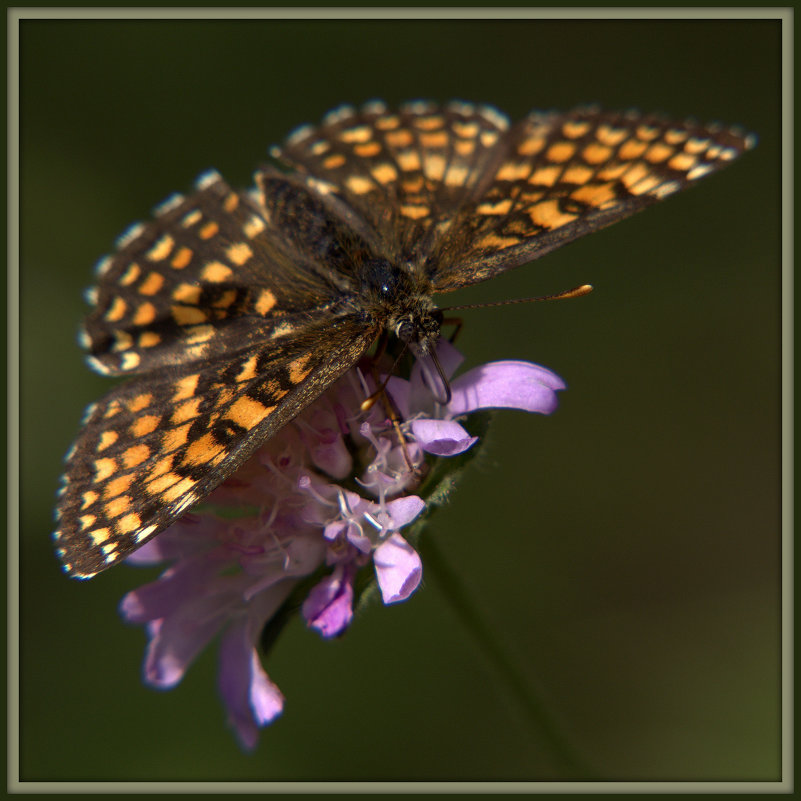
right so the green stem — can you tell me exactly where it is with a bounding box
[420,535,596,779]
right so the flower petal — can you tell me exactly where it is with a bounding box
[374,534,422,604]
[219,617,284,751]
[410,418,478,456]
[302,563,355,638]
[449,360,566,416]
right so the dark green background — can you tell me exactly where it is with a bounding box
[19,17,781,782]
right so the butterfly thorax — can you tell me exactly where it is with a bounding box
[357,256,442,356]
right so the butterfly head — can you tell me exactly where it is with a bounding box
[359,256,442,356]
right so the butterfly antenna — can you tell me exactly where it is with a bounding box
[440,283,593,312]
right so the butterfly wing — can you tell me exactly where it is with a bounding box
[429,107,757,290]
[269,100,513,267]
[54,314,377,578]
[270,101,755,293]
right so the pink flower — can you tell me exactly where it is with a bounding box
[119,342,565,749]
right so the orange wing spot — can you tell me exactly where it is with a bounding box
[120,352,141,371]
[385,129,414,148]
[112,330,133,352]
[181,209,202,227]
[396,150,421,172]
[371,163,398,184]
[374,114,400,130]
[211,288,238,310]
[443,163,470,187]
[236,354,259,382]
[529,165,561,187]
[517,136,547,156]
[644,142,674,163]
[89,528,111,546]
[477,199,514,216]
[452,120,480,138]
[309,140,330,155]
[119,262,142,286]
[346,175,375,195]
[226,395,273,428]
[401,176,424,194]
[80,514,96,530]
[172,304,207,325]
[145,234,175,262]
[199,221,219,240]
[172,374,199,401]
[476,233,521,251]
[185,324,215,344]
[664,128,689,145]
[162,476,197,504]
[597,162,629,181]
[172,283,201,305]
[216,386,235,406]
[635,124,660,141]
[581,143,613,165]
[146,472,186,496]
[571,181,617,207]
[413,114,445,131]
[117,512,142,534]
[339,125,372,143]
[621,162,650,189]
[596,124,628,147]
[705,144,722,159]
[201,261,233,282]
[354,141,382,157]
[479,130,500,147]
[164,422,192,453]
[419,130,448,148]
[105,494,131,518]
[322,153,346,169]
[546,141,576,163]
[98,430,119,451]
[81,490,99,509]
[288,354,314,384]
[685,137,711,154]
[400,204,429,220]
[131,414,160,437]
[223,192,240,212]
[105,297,127,322]
[255,289,277,315]
[139,271,166,296]
[226,242,253,266]
[618,139,648,160]
[497,161,531,182]
[171,247,193,269]
[147,456,174,480]
[422,154,447,181]
[95,458,117,481]
[183,432,225,466]
[127,393,153,413]
[139,331,161,348]
[628,175,662,196]
[562,119,592,139]
[122,443,151,468]
[105,474,134,498]
[562,165,595,185]
[132,301,157,326]
[243,215,266,239]
[171,397,202,425]
[453,138,476,157]
[528,199,578,230]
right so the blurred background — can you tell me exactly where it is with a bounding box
[18,16,781,782]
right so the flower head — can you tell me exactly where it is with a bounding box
[120,340,565,749]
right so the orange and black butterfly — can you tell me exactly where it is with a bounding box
[53,100,755,578]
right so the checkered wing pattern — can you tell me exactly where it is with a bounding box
[55,316,376,578]
[272,102,756,292]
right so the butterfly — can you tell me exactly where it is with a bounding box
[53,100,755,579]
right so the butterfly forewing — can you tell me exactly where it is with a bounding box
[55,315,376,578]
